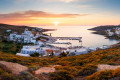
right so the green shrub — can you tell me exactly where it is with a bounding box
[1,72,17,80]
[20,71,39,80]
[59,52,67,57]
[50,70,73,80]
[30,53,40,57]
[0,68,4,75]
[78,65,97,76]
[86,70,113,80]
[29,65,40,71]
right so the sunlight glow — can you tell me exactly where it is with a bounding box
[53,21,59,26]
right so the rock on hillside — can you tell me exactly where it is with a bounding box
[97,64,120,71]
[35,65,59,74]
[0,61,28,75]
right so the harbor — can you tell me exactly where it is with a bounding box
[5,26,119,57]
[53,37,82,42]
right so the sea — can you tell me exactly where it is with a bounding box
[36,26,119,48]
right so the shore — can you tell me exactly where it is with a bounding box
[88,25,120,48]
[88,25,120,35]
[88,25,120,39]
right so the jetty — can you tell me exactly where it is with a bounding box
[50,42,72,45]
[53,37,82,42]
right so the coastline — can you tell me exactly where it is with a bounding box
[88,25,120,48]
[88,25,120,39]
[0,23,56,35]
[88,25,120,35]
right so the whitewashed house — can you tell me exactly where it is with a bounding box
[106,29,114,36]
[115,27,120,35]
[67,47,88,56]
[16,45,46,57]
[9,28,42,44]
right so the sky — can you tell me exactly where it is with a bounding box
[0,0,120,26]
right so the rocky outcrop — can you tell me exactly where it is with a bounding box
[0,61,28,75]
[97,64,120,71]
[35,65,59,74]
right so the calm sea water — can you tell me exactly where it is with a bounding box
[37,26,119,48]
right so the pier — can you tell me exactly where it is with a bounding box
[50,42,72,45]
[53,37,82,42]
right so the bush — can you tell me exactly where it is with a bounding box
[0,68,4,75]
[50,70,73,80]
[86,70,113,80]
[29,65,40,71]
[1,72,17,80]
[59,52,67,57]
[78,65,97,76]
[113,68,120,77]
[30,53,40,57]
[20,71,39,80]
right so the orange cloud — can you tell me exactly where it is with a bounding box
[0,10,88,20]
[0,10,89,25]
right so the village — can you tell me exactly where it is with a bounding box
[106,27,120,37]
[3,27,111,57]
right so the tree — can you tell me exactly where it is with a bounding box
[30,53,40,57]
[50,51,54,56]
[60,52,67,57]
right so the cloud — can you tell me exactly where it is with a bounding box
[77,5,92,8]
[15,0,79,3]
[15,0,98,3]
[45,0,78,3]
[0,10,88,20]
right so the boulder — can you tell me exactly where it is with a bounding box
[0,61,28,75]
[35,65,59,74]
[97,64,120,71]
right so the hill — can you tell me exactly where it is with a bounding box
[0,46,120,80]
[0,23,56,35]
[88,25,120,35]
[0,23,34,35]
[0,23,120,80]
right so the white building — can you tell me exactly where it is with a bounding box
[67,47,88,56]
[16,45,46,57]
[106,29,114,36]
[9,28,42,44]
[115,27,120,35]
[16,45,62,57]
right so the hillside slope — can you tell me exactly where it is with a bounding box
[0,46,120,80]
[0,23,34,35]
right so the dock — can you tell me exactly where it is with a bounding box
[53,37,82,41]
[49,42,72,45]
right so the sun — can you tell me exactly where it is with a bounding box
[53,21,59,26]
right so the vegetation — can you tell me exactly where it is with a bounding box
[86,68,120,80]
[28,65,40,71]
[50,70,73,80]
[1,23,120,79]
[59,52,67,57]
[20,71,39,80]
[30,53,40,57]
[0,46,120,79]
[0,40,23,54]
[0,23,33,35]
[0,67,18,80]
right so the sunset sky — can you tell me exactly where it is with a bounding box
[0,0,120,26]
